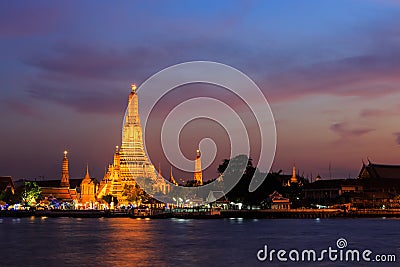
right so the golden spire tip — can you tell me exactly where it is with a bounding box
[131,83,137,92]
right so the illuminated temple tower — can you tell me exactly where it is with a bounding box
[194,149,203,185]
[290,164,298,184]
[98,84,167,203]
[60,150,70,187]
[118,83,158,182]
[169,166,178,186]
[80,164,98,205]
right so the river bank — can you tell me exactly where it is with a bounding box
[2,208,400,219]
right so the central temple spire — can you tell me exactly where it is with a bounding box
[97,83,168,202]
[126,83,140,126]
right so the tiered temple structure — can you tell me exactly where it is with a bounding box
[80,164,98,206]
[60,151,70,187]
[97,84,169,203]
[37,151,98,205]
[194,149,203,185]
[169,166,178,186]
[290,164,298,184]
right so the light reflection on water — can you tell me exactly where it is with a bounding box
[0,217,399,267]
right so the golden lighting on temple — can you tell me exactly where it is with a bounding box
[131,83,137,92]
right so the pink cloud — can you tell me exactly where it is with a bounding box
[330,122,375,138]
[4,99,42,118]
[360,107,400,117]
[263,52,400,103]
[393,132,400,145]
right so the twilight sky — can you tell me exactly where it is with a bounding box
[1,0,400,182]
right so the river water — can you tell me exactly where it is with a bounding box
[0,217,398,266]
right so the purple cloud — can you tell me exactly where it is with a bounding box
[22,43,164,81]
[17,11,400,116]
[4,99,42,118]
[394,132,400,145]
[260,16,400,103]
[360,107,400,118]
[263,51,400,103]
[21,42,193,114]
[330,122,375,138]
[27,81,127,115]
[0,5,66,37]
[20,39,260,114]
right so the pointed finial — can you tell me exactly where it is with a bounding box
[115,145,119,153]
[131,83,137,92]
[64,150,68,158]
[85,163,90,179]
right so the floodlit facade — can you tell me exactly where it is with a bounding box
[194,149,203,185]
[97,84,169,203]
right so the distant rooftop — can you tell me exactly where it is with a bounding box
[359,162,400,180]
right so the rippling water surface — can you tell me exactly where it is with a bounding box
[0,217,399,266]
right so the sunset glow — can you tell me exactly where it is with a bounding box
[1,1,400,181]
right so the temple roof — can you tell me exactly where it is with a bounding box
[0,176,14,192]
[41,187,77,201]
[35,178,84,188]
[82,164,91,182]
[359,162,400,179]
[303,179,360,190]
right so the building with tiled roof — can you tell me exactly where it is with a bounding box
[358,161,400,194]
[33,151,99,205]
[303,178,362,204]
[269,191,291,209]
[359,161,400,180]
[0,176,15,194]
